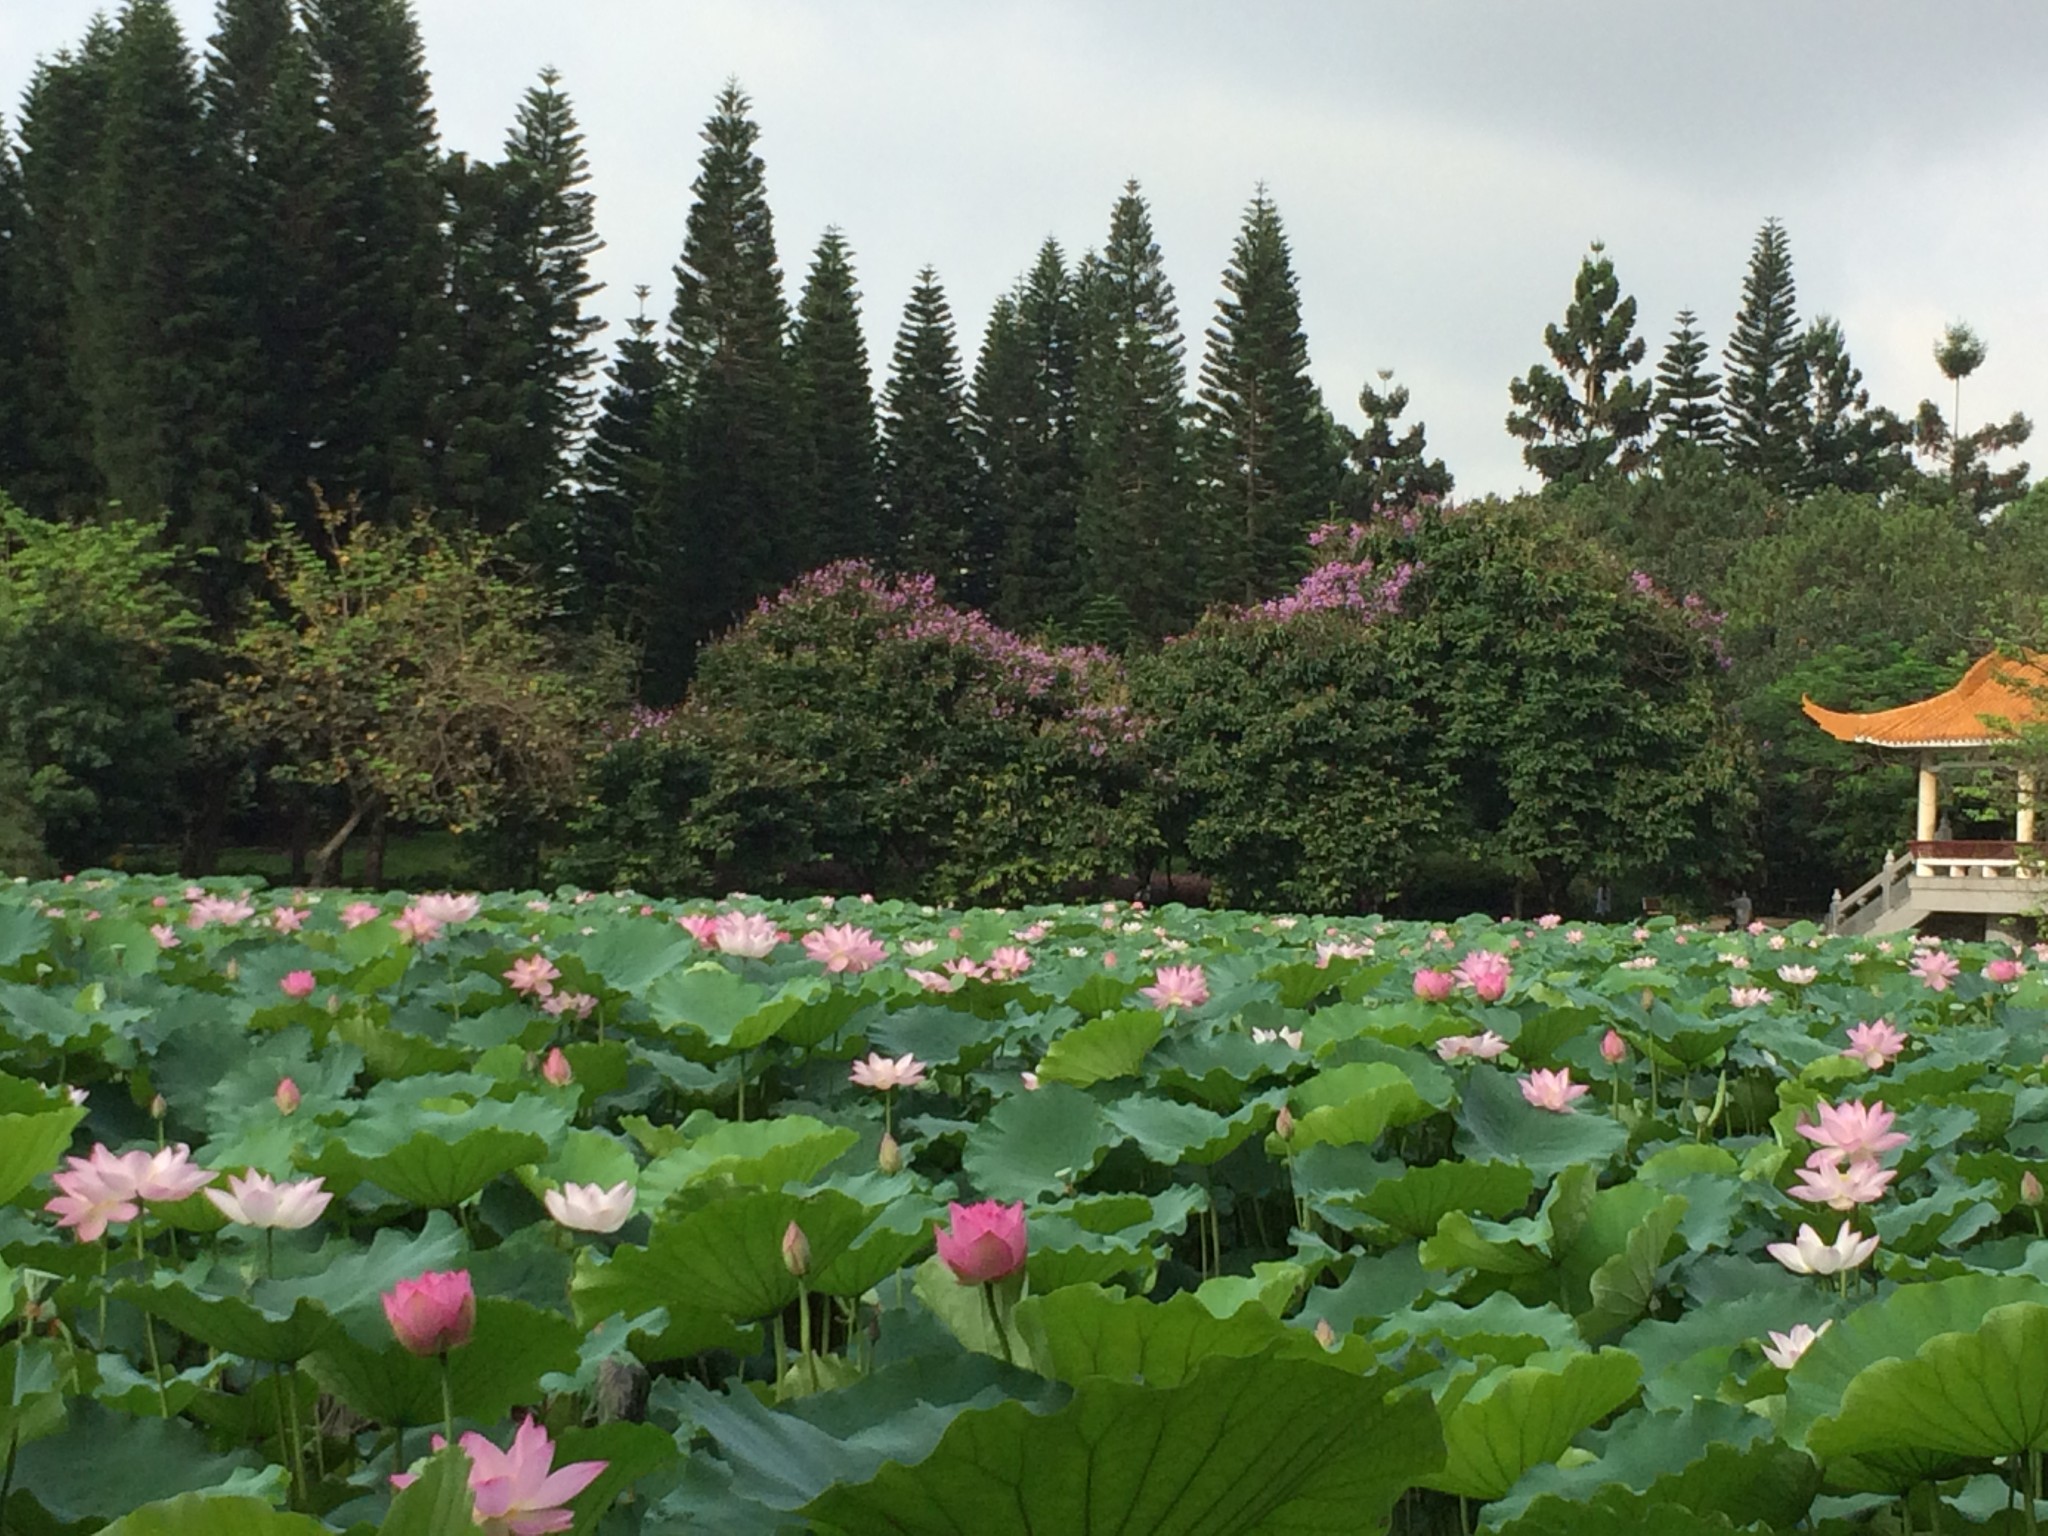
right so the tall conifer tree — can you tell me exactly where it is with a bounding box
[1342,371,1452,513]
[1791,317,1909,497]
[1505,241,1652,486]
[1652,309,1724,454]
[650,80,798,697]
[0,125,29,502]
[575,287,664,638]
[880,267,983,598]
[1194,188,1341,605]
[1722,218,1804,490]
[11,25,117,517]
[1075,181,1194,640]
[791,228,878,565]
[973,237,1082,631]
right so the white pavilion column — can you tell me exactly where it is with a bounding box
[2020,768,2037,845]
[1917,755,1939,843]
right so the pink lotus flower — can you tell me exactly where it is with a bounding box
[270,906,307,933]
[276,1077,301,1115]
[712,910,787,959]
[504,954,559,997]
[1843,1020,1908,1070]
[205,1171,332,1229]
[186,894,255,929]
[941,956,988,982]
[1519,1067,1590,1113]
[339,901,382,929]
[1140,964,1209,1011]
[1454,950,1513,1003]
[1912,948,1962,991]
[149,923,180,949]
[1795,1099,1908,1162]
[802,924,888,974]
[542,1181,634,1234]
[1761,1320,1831,1370]
[1787,1154,1895,1210]
[1986,957,2028,984]
[1776,964,1818,985]
[45,1146,144,1241]
[413,892,481,927]
[1729,986,1775,1008]
[1435,1031,1510,1062]
[1412,968,1456,1002]
[1020,1070,1040,1091]
[396,1417,607,1536]
[936,1200,1028,1283]
[678,912,720,945]
[131,1144,216,1203]
[1767,1220,1879,1276]
[1600,1029,1628,1064]
[1251,1026,1305,1050]
[279,970,316,1000]
[905,968,958,993]
[900,938,938,957]
[541,1047,574,1087]
[392,905,444,944]
[541,992,597,1020]
[984,946,1033,980]
[382,1270,476,1356]
[849,1052,926,1091]
[1535,913,1561,929]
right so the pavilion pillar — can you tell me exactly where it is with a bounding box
[1917,755,1939,844]
[2020,768,2037,845]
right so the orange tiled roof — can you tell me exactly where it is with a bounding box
[1803,651,2048,749]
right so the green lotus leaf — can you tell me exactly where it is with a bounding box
[116,1277,339,1363]
[1347,1159,1535,1240]
[8,1401,274,1527]
[642,964,773,1049]
[0,1104,85,1206]
[577,922,694,994]
[308,1124,548,1209]
[1374,1294,1579,1367]
[1575,1194,1688,1340]
[0,907,52,970]
[1454,1064,1627,1183]
[960,1081,1121,1202]
[802,1353,1442,1536]
[1018,1284,1305,1387]
[305,1298,579,1429]
[1193,1261,1306,1321]
[861,1002,1006,1071]
[1035,1009,1162,1087]
[1101,1094,1261,1166]
[1423,1347,1643,1501]
[1418,1210,1552,1277]
[376,1447,475,1536]
[100,1494,333,1536]
[636,1115,858,1203]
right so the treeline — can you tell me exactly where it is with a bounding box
[6,0,2048,912]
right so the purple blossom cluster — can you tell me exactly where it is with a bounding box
[1251,557,1419,623]
[1628,570,1732,669]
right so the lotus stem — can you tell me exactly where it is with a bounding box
[96,1242,109,1349]
[981,1282,1014,1366]
[270,1361,296,1506]
[438,1351,455,1445]
[797,1282,819,1394]
[133,1223,168,1417]
[771,1310,787,1393]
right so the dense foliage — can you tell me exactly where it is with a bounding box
[0,877,2042,1533]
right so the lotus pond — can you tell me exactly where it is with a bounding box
[3,878,2048,1533]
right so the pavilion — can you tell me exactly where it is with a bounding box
[1803,650,2048,936]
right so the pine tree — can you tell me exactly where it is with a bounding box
[1721,218,1804,490]
[10,24,117,517]
[1790,317,1909,497]
[0,124,29,502]
[1504,241,1652,487]
[429,151,529,530]
[973,237,1082,632]
[1341,371,1452,513]
[1652,309,1723,453]
[791,227,878,566]
[77,0,242,578]
[650,80,798,697]
[575,286,665,638]
[1194,188,1341,605]
[879,266,983,598]
[297,0,444,521]
[1075,181,1195,641]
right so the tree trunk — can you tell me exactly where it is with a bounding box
[181,768,230,877]
[310,790,377,888]
[364,802,388,889]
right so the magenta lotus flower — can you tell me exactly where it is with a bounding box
[541,1047,574,1087]
[849,1052,926,1091]
[1912,948,1961,991]
[1519,1067,1590,1113]
[382,1269,476,1356]
[205,1171,332,1229]
[1435,1031,1510,1062]
[1454,950,1513,1002]
[936,1200,1028,1283]
[279,970,316,1000]
[504,954,560,997]
[1787,1153,1895,1210]
[801,923,888,974]
[1843,1020,1908,1070]
[1140,964,1209,1011]
[1412,968,1456,1002]
[1795,1099,1908,1162]
[1761,1320,1831,1369]
[542,1180,634,1234]
[712,910,786,959]
[402,1417,607,1536]
[1767,1220,1879,1276]
[1986,957,2028,984]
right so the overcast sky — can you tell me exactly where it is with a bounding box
[8,2,2048,496]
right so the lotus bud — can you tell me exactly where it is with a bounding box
[1313,1317,1336,1350]
[877,1132,903,1175]
[1600,1029,1627,1064]
[542,1047,573,1087]
[1639,987,1655,1013]
[149,1093,167,1121]
[275,1077,301,1116]
[2024,1171,2044,1207]
[1275,1104,1295,1142]
[781,1220,810,1278]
